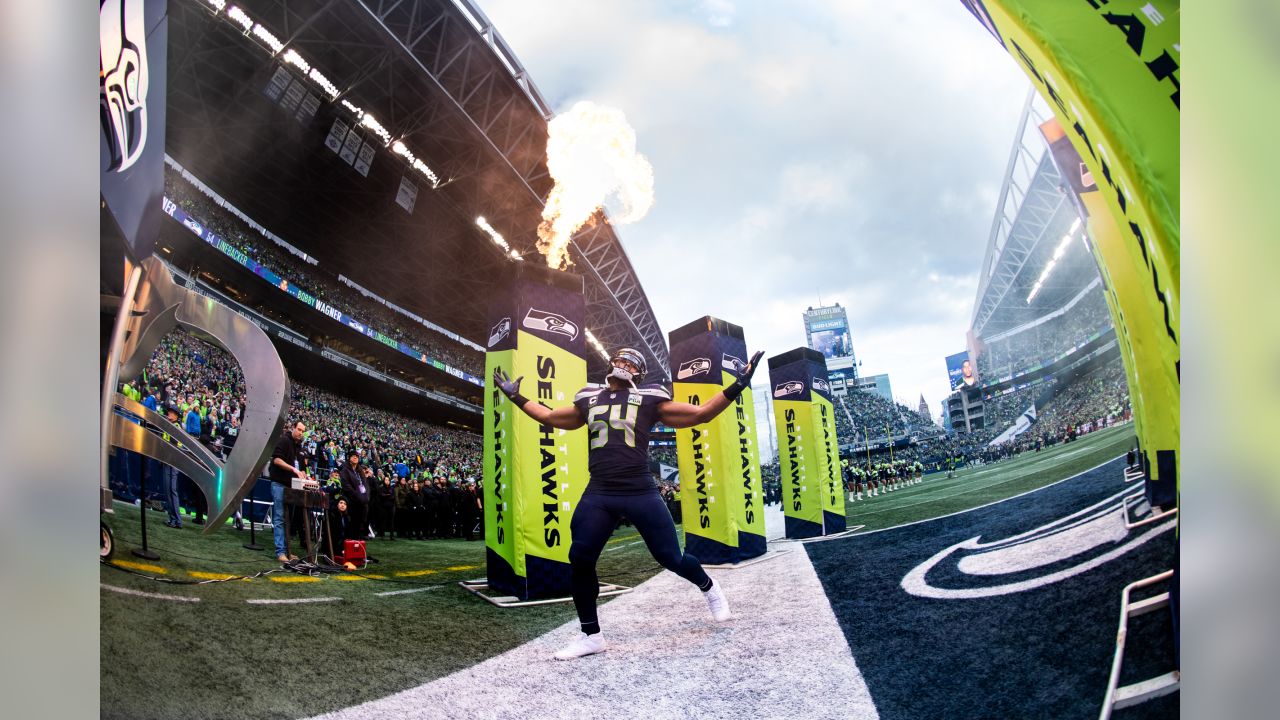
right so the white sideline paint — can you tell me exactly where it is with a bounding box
[101,583,200,603]
[375,585,443,597]
[246,597,340,605]
[309,546,878,720]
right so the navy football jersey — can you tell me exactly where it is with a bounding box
[572,382,672,493]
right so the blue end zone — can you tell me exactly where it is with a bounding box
[785,516,822,539]
[686,534,737,565]
[736,531,767,561]
[823,511,846,534]
[804,458,1178,720]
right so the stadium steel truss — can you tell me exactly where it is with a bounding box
[970,89,1076,338]
[165,0,669,378]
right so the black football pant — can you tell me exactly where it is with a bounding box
[568,489,712,635]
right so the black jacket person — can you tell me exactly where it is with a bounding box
[339,450,370,541]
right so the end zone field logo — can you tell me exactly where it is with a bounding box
[677,357,711,380]
[522,308,578,341]
[488,317,511,347]
[900,488,1176,599]
[774,380,804,398]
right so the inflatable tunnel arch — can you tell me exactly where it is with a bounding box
[960,0,1179,505]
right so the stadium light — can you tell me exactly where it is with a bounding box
[307,69,339,98]
[584,329,611,362]
[476,217,523,261]
[282,49,310,74]
[252,24,284,54]
[1027,217,1086,303]
[359,113,393,145]
[226,6,253,32]
[202,3,442,187]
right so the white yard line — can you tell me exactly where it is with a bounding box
[101,584,200,603]
[603,540,643,553]
[375,585,443,597]
[246,597,341,605]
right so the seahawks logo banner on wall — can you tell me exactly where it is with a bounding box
[668,317,766,564]
[768,348,843,539]
[483,265,589,600]
[100,0,169,263]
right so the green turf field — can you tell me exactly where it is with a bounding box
[100,424,1134,719]
[845,424,1136,532]
[100,503,665,720]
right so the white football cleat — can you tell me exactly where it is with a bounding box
[553,632,606,660]
[704,580,732,622]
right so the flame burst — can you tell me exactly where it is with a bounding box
[537,101,654,270]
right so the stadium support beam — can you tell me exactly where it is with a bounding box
[354,0,669,374]
[970,88,1072,337]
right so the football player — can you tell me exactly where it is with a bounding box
[494,346,763,660]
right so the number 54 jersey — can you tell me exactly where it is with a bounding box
[572,383,673,494]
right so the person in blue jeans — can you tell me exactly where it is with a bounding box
[269,421,311,562]
[158,407,184,528]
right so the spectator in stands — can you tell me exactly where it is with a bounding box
[395,477,413,539]
[164,168,486,378]
[161,407,183,529]
[373,472,397,540]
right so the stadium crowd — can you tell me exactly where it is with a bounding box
[164,170,485,376]
[822,355,1131,476]
[114,330,485,542]
[832,391,912,444]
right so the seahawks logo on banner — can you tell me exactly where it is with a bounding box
[774,380,804,398]
[488,317,511,347]
[812,377,830,393]
[677,357,712,380]
[722,353,746,373]
[523,308,579,341]
[100,0,149,172]
[900,488,1175,599]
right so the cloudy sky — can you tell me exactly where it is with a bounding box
[480,0,1030,449]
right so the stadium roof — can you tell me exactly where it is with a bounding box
[969,90,1099,339]
[164,0,669,378]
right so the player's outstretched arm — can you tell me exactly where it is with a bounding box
[492,368,585,430]
[658,350,764,429]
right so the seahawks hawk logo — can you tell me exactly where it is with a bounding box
[900,487,1176,599]
[774,380,804,398]
[522,308,578,341]
[677,357,711,380]
[488,317,511,347]
[722,353,746,373]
